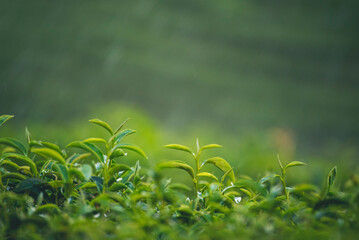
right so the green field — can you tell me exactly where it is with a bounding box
[1,1,359,239]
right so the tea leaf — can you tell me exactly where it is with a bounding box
[277,154,283,170]
[0,115,14,128]
[30,141,64,157]
[328,166,337,187]
[113,118,130,135]
[157,161,195,179]
[109,183,128,192]
[67,141,104,164]
[284,161,306,170]
[0,160,20,172]
[25,127,32,145]
[55,164,69,183]
[201,157,235,182]
[32,148,66,165]
[164,144,193,155]
[197,172,219,182]
[109,148,125,159]
[0,137,27,155]
[114,144,147,159]
[2,172,27,181]
[114,129,136,144]
[35,204,60,214]
[221,167,234,183]
[83,138,108,147]
[89,118,113,135]
[79,164,92,181]
[67,153,91,164]
[106,164,131,182]
[69,168,85,181]
[91,176,103,193]
[2,153,37,176]
[200,144,222,152]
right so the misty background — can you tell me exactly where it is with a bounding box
[0,0,358,182]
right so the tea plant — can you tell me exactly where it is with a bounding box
[0,114,358,240]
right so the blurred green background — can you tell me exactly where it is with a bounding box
[0,0,358,184]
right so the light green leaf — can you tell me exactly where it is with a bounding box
[31,148,66,165]
[80,164,92,181]
[284,161,306,170]
[0,115,14,128]
[2,153,37,176]
[67,141,104,164]
[197,172,219,182]
[30,141,64,157]
[164,144,193,155]
[0,138,27,155]
[35,204,60,214]
[89,118,113,135]
[200,144,222,152]
[157,161,195,179]
[83,137,108,147]
[201,157,235,182]
[25,127,32,145]
[328,166,337,187]
[277,154,283,170]
[114,143,147,159]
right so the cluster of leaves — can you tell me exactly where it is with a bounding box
[0,115,358,240]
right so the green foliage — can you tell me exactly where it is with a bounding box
[0,115,358,239]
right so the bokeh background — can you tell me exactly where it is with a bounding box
[1,0,358,185]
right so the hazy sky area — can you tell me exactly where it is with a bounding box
[0,0,358,153]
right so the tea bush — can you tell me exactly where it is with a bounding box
[0,115,358,240]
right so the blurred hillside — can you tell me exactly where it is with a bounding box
[0,0,358,156]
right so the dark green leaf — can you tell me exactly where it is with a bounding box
[114,129,136,144]
[67,141,104,164]
[106,164,131,182]
[0,137,27,155]
[55,164,69,183]
[0,115,14,128]
[2,153,37,176]
[91,176,103,193]
[0,160,20,172]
